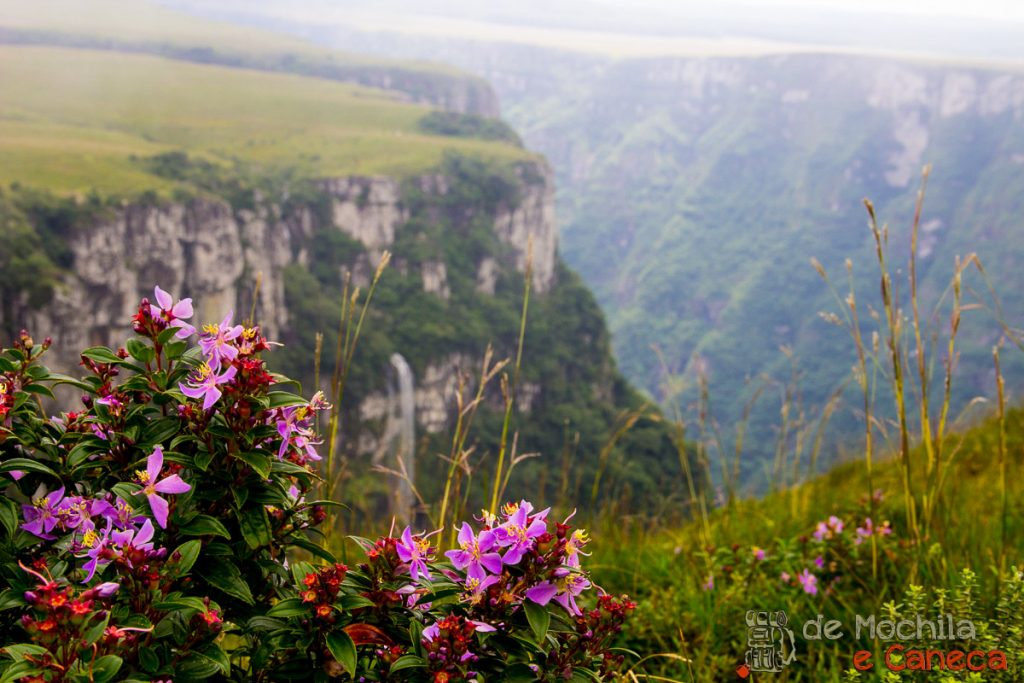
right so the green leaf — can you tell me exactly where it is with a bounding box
[45,373,94,391]
[409,620,425,658]
[180,515,231,539]
[524,599,551,643]
[389,654,425,673]
[238,506,272,550]
[0,590,24,612]
[142,417,182,448]
[126,339,155,364]
[266,598,308,618]
[200,562,255,605]
[83,610,111,645]
[325,632,357,676]
[0,498,19,538]
[80,347,124,365]
[18,383,54,399]
[193,448,214,472]
[2,643,48,660]
[170,539,202,575]
[0,661,40,683]
[267,391,308,408]
[138,647,159,673]
[289,560,317,588]
[66,441,102,470]
[111,482,142,501]
[89,655,122,683]
[271,460,314,475]
[247,616,286,631]
[288,537,337,563]
[197,645,230,676]
[175,652,221,679]
[0,458,58,478]
[152,595,208,613]
[163,340,188,360]
[235,450,272,480]
[156,326,181,345]
[502,662,541,681]
[338,595,376,611]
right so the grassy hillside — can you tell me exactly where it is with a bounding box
[0,0,499,116]
[0,46,528,196]
[589,403,1024,680]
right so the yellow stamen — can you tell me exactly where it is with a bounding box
[202,324,219,335]
[82,530,98,548]
[135,469,150,485]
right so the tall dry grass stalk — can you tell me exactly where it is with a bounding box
[488,236,533,515]
[322,251,392,507]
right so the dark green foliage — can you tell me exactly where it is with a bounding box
[0,187,116,338]
[271,152,689,516]
[418,111,523,146]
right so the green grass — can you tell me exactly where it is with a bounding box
[0,0,464,75]
[0,46,531,195]
[586,404,1024,681]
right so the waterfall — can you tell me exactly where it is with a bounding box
[386,353,416,524]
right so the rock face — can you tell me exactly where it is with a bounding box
[25,160,557,446]
[493,164,557,293]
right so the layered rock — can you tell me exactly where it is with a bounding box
[25,161,557,443]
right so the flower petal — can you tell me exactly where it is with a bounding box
[525,581,558,606]
[136,519,155,545]
[154,474,191,495]
[153,286,172,311]
[147,447,164,482]
[179,384,206,399]
[148,494,170,529]
[480,552,503,575]
[171,298,193,319]
[202,386,222,411]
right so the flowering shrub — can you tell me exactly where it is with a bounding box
[0,287,634,681]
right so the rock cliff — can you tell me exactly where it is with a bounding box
[22,160,557,444]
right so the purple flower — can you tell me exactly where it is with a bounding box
[463,574,501,606]
[111,518,156,559]
[95,395,124,416]
[57,496,96,532]
[199,312,243,369]
[93,582,120,597]
[493,501,548,565]
[151,286,196,338]
[179,362,237,411]
[396,527,438,583]
[752,546,766,562]
[273,396,329,464]
[814,555,825,569]
[21,485,65,539]
[780,571,791,583]
[132,447,191,528]
[797,569,818,596]
[100,498,147,530]
[422,618,495,642]
[854,517,892,544]
[445,523,503,579]
[78,527,113,583]
[564,528,590,568]
[526,569,591,615]
[813,515,844,541]
[702,574,715,592]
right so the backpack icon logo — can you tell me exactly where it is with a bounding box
[743,610,797,674]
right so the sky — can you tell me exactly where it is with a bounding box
[608,0,1024,22]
